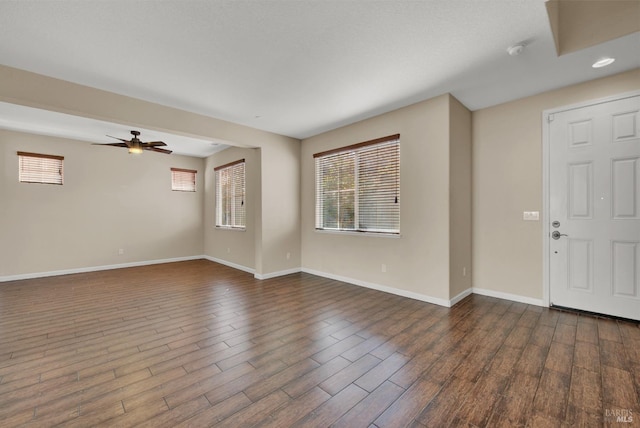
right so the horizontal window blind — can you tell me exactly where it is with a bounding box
[18,151,64,185]
[315,134,400,234]
[171,168,197,192]
[215,159,246,229]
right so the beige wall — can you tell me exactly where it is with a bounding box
[202,141,301,277]
[472,68,640,300]
[0,130,204,277]
[3,63,637,306]
[449,97,472,298]
[546,0,640,56]
[0,66,291,150]
[301,94,458,302]
[258,139,301,276]
[0,65,302,278]
[204,146,259,271]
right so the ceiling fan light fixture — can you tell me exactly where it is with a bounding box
[99,130,171,154]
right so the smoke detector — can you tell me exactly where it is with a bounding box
[507,44,525,56]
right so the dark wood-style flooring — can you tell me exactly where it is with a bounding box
[0,260,638,427]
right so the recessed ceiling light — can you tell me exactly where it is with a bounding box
[592,57,615,68]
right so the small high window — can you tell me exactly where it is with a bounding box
[18,151,64,185]
[314,134,400,235]
[215,159,246,229]
[171,168,197,192]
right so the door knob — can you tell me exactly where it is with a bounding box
[551,231,568,240]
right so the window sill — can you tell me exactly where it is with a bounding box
[314,229,401,238]
[215,226,247,232]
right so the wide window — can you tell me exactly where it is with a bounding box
[215,159,246,229]
[314,134,400,234]
[18,151,64,185]
[171,168,197,192]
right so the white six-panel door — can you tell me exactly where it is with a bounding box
[548,94,640,321]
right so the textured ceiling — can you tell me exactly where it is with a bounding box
[0,0,638,156]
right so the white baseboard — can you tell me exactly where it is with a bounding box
[202,256,255,275]
[1,253,294,284]
[301,267,453,307]
[202,256,302,279]
[203,257,300,280]
[0,255,204,283]
[1,258,547,310]
[254,267,301,280]
[300,268,547,308]
[450,288,473,306]
[472,287,545,307]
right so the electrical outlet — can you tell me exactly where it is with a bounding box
[118,248,124,255]
[463,267,467,277]
[227,248,231,253]
[286,252,291,260]
[381,264,387,273]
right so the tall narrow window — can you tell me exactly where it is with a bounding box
[171,168,197,192]
[315,134,400,234]
[215,159,246,229]
[18,151,64,185]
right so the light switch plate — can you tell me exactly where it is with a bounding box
[523,211,540,221]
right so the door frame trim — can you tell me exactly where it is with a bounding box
[541,90,640,308]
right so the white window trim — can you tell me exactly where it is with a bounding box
[171,167,197,192]
[314,134,400,235]
[214,159,246,230]
[18,151,64,185]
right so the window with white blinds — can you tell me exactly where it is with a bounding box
[18,151,64,185]
[171,168,197,192]
[314,134,400,234]
[215,159,246,229]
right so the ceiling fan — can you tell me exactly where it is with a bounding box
[95,130,172,154]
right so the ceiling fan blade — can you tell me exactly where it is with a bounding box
[147,147,172,154]
[93,142,129,147]
[144,141,167,147]
[106,135,131,144]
